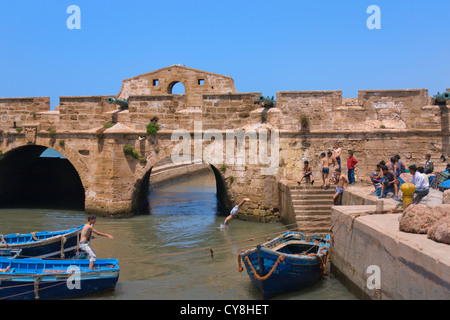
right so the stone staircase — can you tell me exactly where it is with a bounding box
[289,185,335,234]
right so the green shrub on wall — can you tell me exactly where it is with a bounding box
[146,122,159,135]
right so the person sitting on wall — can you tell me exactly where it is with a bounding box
[424,153,434,174]
[409,165,430,204]
[297,160,314,185]
[417,166,430,184]
[370,164,383,189]
[378,165,399,200]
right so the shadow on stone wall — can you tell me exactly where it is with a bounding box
[0,145,85,210]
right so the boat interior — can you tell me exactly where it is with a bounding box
[272,240,320,255]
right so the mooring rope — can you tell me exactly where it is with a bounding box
[241,254,286,281]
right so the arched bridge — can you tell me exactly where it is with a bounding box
[0,65,448,225]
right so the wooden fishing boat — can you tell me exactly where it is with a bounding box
[239,231,330,299]
[0,257,119,300]
[0,226,84,259]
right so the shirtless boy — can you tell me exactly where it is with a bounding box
[222,198,251,227]
[298,161,314,185]
[333,169,349,205]
[320,152,329,189]
[79,215,113,270]
[333,143,342,170]
[327,151,339,184]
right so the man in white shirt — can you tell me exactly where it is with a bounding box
[409,165,429,204]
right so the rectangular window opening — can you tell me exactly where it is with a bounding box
[198,79,204,85]
[153,79,159,86]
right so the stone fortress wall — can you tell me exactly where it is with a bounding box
[0,65,448,220]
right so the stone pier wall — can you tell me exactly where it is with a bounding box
[331,204,450,300]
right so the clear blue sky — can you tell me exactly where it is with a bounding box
[1,0,449,108]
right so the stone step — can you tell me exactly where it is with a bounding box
[289,185,334,191]
[291,194,334,201]
[293,205,333,211]
[294,210,331,217]
[294,219,331,234]
[292,199,334,206]
[290,189,335,195]
[296,216,331,223]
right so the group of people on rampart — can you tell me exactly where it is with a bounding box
[298,143,438,206]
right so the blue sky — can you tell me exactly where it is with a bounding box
[1,0,449,108]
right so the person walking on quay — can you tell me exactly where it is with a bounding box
[346,151,358,185]
[395,155,406,173]
[222,198,251,228]
[79,214,114,270]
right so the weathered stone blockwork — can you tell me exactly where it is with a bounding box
[0,65,448,220]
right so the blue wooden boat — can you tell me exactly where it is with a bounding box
[0,226,84,259]
[0,257,119,300]
[239,231,330,299]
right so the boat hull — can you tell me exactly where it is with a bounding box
[0,257,119,300]
[0,226,83,259]
[240,232,330,299]
[0,277,118,300]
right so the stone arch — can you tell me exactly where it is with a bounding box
[0,144,86,210]
[131,156,231,216]
[167,80,186,95]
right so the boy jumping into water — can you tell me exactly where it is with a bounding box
[222,198,251,227]
[79,215,114,270]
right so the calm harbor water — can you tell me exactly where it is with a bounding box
[0,171,356,300]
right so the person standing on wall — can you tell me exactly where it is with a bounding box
[333,142,342,171]
[347,151,358,185]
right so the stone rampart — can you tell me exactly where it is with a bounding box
[0,65,448,219]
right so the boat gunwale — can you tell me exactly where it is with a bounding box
[240,231,330,262]
[0,258,120,280]
[0,226,83,248]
